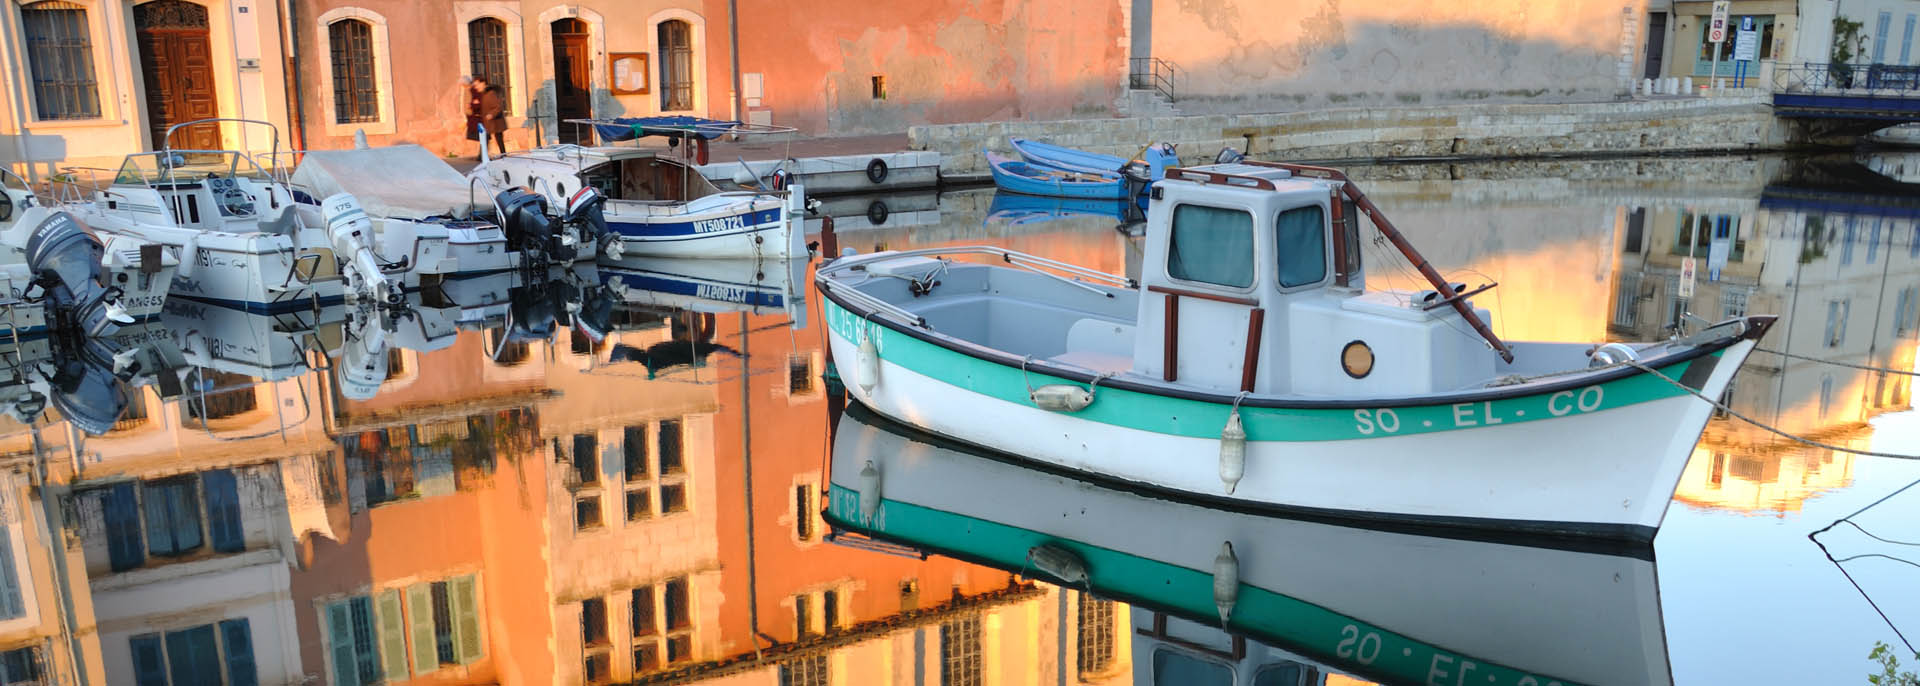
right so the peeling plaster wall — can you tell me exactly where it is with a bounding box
[1152,0,1648,112]
[736,0,1128,135]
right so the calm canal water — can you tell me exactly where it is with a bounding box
[17,152,1919,685]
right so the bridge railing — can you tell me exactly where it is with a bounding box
[1776,62,1920,95]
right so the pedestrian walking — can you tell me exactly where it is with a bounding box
[461,75,481,149]
[476,76,507,156]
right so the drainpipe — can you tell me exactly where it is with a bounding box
[1,8,37,184]
[738,311,765,657]
[32,431,88,686]
[728,0,743,123]
[282,0,308,152]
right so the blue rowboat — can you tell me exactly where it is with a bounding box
[1011,137,1179,191]
[984,151,1135,200]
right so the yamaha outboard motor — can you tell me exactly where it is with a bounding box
[25,212,131,337]
[563,186,621,260]
[45,351,127,436]
[495,188,575,263]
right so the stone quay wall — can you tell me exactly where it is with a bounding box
[910,95,1785,176]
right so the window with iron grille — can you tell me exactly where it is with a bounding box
[468,19,510,115]
[581,597,608,646]
[1720,288,1748,319]
[0,645,43,685]
[186,371,258,422]
[779,654,830,686]
[21,2,100,120]
[328,19,379,123]
[1611,272,1640,328]
[940,614,983,686]
[657,20,694,111]
[1076,594,1116,676]
[795,485,814,540]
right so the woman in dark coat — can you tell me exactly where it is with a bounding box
[475,77,507,155]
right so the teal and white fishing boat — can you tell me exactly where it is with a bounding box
[815,161,1772,543]
[823,403,1673,686]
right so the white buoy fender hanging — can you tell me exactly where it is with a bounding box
[1030,385,1093,412]
[856,329,879,394]
[1027,543,1089,586]
[1220,406,1246,494]
[858,460,881,524]
[1213,541,1239,627]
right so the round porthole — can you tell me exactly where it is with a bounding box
[1341,340,1374,379]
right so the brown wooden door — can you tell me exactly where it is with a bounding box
[552,19,591,144]
[136,1,220,150]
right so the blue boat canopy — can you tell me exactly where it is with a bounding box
[585,116,742,143]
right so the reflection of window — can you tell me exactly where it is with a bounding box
[328,19,379,123]
[794,485,815,541]
[0,527,19,621]
[657,20,693,110]
[658,419,683,474]
[822,589,839,632]
[625,490,650,522]
[631,586,655,637]
[323,576,481,682]
[582,597,608,646]
[1826,300,1850,347]
[780,654,829,686]
[623,425,648,480]
[575,496,601,530]
[1077,594,1116,675]
[385,348,408,380]
[794,594,811,637]
[21,1,101,120]
[659,483,686,514]
[0,646,43,684]
[142,476,203,558]
[186,372,258,422]
[130,619,254,686]
[1710,453,1727,487]
[572,433,598,485]
[664,577,690,630]
[1612,272,1641,327]
[1673,212,1744,261]
[485,328,530,366]
[788,354,815,395]
[941,615,983,686]
[1168,205,1254,289]
[113,394,149,432]
[631,576,693,671]
[1721,288,1748,319]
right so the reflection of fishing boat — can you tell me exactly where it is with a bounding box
[824,403,1672,686]
[985,190,1142,226]
[0,168,174,338]
[600,256,807,326]
[985,151,1136,200]
[818,161,1772,543]
[470,118,809,259]
[67,119,439,311]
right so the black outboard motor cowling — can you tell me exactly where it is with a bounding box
[46,352,127,436]
[26,212,128,337]
[563,186,619,259]
[494,188,572,262]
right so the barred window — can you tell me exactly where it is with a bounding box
[468,18,510,115]
[657,20,694,111]
[779,654,829,686]
[22,1,101,120]
[1076,594,1116,675]
[940,614,983,686]
[328,19,379,123]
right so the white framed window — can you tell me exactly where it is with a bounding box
[454,3,527,118]
[316,7,396,135]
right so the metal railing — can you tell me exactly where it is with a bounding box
[1129,57,1178,102]
[1776,62,1920,95]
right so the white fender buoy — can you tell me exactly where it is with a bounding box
[1030,384,1093,412]
[1213,541,1239,627]
[1027,543,1089,586]
[858,460,881,524]
[856,330,879,394]
[1220,407,1246,494]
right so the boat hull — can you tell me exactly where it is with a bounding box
[822,296,1751,543]
[986,152,1132,200]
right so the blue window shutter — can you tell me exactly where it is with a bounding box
[325,601,362,686]
[144,479,203,557]
[202,470,244,553]
[0,527,23,620]
[220,618,258,686]
[165,624,220,686]
[103,484,145,571]
[350,596,380,684]
[130,634,167,686]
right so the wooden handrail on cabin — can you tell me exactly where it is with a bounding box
[1240,161,1514,363]
[1148,285,1265,391]
[1162,167,1277,190]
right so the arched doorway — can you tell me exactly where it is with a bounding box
[551,18,591,144]
[135,0,221,149]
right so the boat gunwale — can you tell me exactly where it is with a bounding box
[816,265,1773,411]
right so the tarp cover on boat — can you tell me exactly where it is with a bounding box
[588,116,740,143]
[291,144,476,219]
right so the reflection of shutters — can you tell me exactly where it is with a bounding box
[451,574,483,663]
[0,527,22,619]
[220,618,258,686]
[376,589,410,680]
[407,584,437,674]
[165,624,221,686]
[103,483,146,571]
[326,600,362,686]
[203,469,244,552]
[131,634,168,686]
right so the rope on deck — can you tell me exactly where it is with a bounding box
[1626,359,1920,460]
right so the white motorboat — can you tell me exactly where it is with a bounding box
[0,168,174,338]
[817,161,1771,544]
[66,119,452,312]
[469,119,809,260]
[824,403,1674,686]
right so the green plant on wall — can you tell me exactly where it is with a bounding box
[1870,642,1919,685]
[1834,16,1866,64]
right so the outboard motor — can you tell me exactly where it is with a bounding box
[563,186,622,260]
[336,307,390,401]
[495,188,573,263]
[25,212,132,337]
[45,352,127,436]
[321,194,400,306]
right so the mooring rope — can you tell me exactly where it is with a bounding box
[1757,346,1920,377]
[1626,359,1920,460]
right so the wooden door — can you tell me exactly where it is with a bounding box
[552,19,591,144]
[136,1,221,150]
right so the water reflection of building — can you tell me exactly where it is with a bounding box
[1609,183,1919,512]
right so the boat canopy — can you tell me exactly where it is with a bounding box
[584,116,741,143]
[292,144,476,218]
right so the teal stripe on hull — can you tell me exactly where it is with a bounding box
[824,297,1712,442]
[824,484,1587,686]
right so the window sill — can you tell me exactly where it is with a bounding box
[324,120,398,137]
[25,118,126,129]
[91,548,282,592]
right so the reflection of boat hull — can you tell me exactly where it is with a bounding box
[600,256,806,325]
[823,403,1672,686]
[822,290,1763,543]
[986,191,1141,225]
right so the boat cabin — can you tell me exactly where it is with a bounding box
[480,147,718,208]
[103,151,299,234]
[1131,163,1496,397]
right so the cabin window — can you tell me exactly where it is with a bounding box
[1274,204,1327,288]
[1167,205,1254,289]
[1152,649,1232,685]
